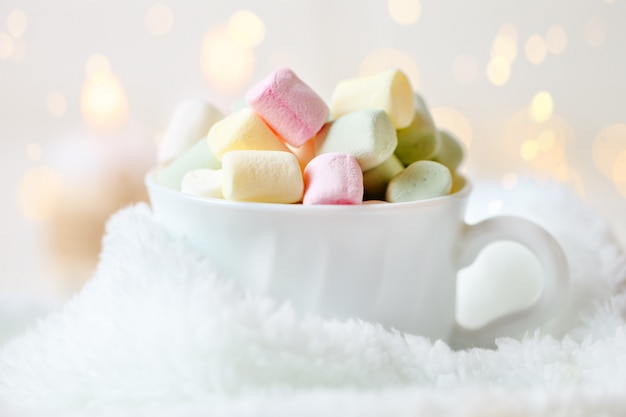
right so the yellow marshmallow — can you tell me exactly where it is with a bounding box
[207,108,289,160]
[222,150,304,203]
[331,69,415,129]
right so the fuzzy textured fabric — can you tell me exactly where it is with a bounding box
[1,179,625,416]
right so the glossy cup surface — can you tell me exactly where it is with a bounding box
[146,171,471,341]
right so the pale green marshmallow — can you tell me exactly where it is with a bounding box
[386,160,452,203]
[433,129,464,172]
[315,109,397,171]
[156,138,221,191]
[394,93,439,166]
[363,154,404,200]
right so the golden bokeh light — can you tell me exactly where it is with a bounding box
[501,172,519,189]
[85,54,111,76]
[359,48,420,89]
[430,107,473,149]
[200,25,255,93]
[145,3,174,37]
[546,25,568,55]
[553,163,585,196]
[524,35,547,65]
[7,9,27,38]
[486,56,511,86]
[452,54,478,84]
[529,91,554,123]
[506,111,575,181]
[497,23,519,43]
[80,70,130,131]
[613,151,626,182]
[19,167,63,222]
[534,135,566,168]
[614,151,626,198]
[592,123,626,179]
[47,91,68,118]
[387,0,421,25]
[585,17,607,48]
[228,10,266,48]
[0,32,13,60]
[556,166,582,193]
[537,129,556,151]
[491,34,517,62]
[26,143,42,162]
[538,161,585,198]
[520,126,566,169]
[520,140,539,161]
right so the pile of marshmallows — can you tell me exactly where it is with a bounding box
[156,67,464,205]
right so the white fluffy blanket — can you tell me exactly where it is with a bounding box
[1,180,625,416]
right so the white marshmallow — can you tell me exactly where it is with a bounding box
[158,100,223,164]
[181,169,223,199]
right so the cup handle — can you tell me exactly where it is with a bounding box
[450,216,569,348]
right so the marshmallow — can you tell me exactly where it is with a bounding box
[181,169,223,199]
[158,100,223,164]
[331,69,415,129]
[433,129,464,172]
[362,154,404,200]
[315,109,398,171]
[303,153,363,205]
[207,108,289,159]
[222,150,304,203]
[156,137,221,191]
[386,160,452,203]
[246,67,329,147]
[395,94,440,165]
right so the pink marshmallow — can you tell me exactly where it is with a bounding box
[303,152,363,205]
[245,67,329,147]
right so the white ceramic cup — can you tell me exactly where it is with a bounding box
[146,172,568,348]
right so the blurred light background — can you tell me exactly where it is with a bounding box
[1,0,625,332]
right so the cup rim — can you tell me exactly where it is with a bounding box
[145,168,472,212]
